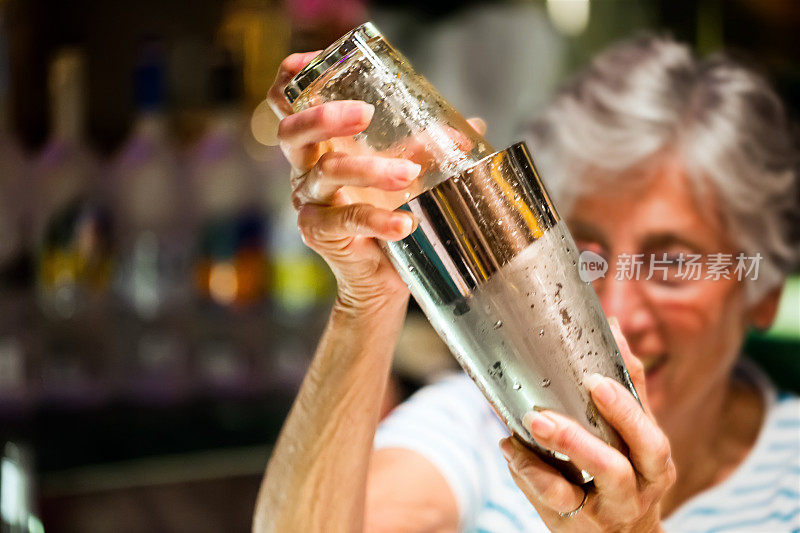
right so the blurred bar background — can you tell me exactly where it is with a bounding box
[0,0,797,531]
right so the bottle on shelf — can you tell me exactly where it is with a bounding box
[31,48,114,407]
[109,40,192,404]
[190,48,268,311]
[188,47,268,396]
[263,154,335,391]
[264,154,334,322]
[32,48,112,320]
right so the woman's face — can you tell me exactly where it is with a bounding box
[568,155,751,424]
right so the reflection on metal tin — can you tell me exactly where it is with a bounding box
[383,142,639,485]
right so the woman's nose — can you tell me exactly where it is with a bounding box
[596,274,656,340]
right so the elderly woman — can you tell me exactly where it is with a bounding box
[254,35,800,532]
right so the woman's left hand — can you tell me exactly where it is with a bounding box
[499,318,677,532]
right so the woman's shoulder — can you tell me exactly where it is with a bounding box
[774,388,800,407]
[664,362,800,531]
[381,371,500,430]
[734,358,798,466]
[412,371,486,397]
[763,388,800,446]
[373,372,512,529]
[737,357,799,424]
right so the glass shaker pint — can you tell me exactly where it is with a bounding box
[283,22,639,483]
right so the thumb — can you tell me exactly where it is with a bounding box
[467,117,487,136]
[608,316,652,414]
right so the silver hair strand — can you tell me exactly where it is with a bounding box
[523,34,800,303]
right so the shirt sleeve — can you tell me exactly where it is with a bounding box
[374,373,490,530]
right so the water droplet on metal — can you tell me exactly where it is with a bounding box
[513,382,522,390]
[493,320,503,329]
[541,378,551,388]
[538,328,545,336]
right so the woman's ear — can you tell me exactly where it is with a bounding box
[748,285,784,331]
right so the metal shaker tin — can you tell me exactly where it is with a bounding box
[284,22,639,484]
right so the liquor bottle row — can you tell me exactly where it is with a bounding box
[0,40,335,412]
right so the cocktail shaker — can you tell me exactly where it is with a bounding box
[283,22,639,483]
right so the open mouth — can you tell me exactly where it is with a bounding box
[642,355,667,375]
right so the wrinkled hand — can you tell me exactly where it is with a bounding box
[499,318,676,532]
[268,52,485,310]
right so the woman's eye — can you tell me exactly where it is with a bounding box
[575,240,605,258]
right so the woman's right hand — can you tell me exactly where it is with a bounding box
[268,52,422,310]
[269,53,486,311]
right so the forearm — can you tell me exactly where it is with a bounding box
[253,292,410,533]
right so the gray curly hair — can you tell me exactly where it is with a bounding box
[523,34,800,303]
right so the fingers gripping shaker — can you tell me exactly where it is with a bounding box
[283,22,639,484]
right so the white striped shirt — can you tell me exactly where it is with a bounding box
[374,359,800,532]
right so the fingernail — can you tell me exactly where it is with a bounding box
[392,213,413,235]
[524,411,556,440]
[393,161,421,183]
[409,213,420,232]
[343,102,374,125]
[403,161,422,179]
[470,117,486,133]
[586,373,616,406]
[522,411,536,430]
[499,439,514,462]
[608,316,619,330]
